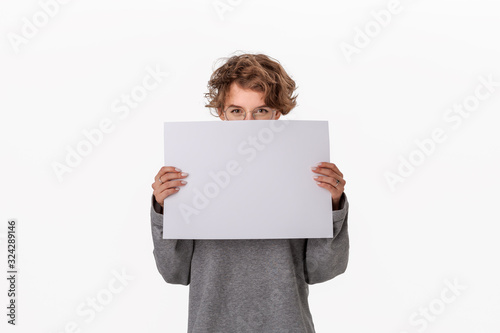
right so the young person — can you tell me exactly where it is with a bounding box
[150,53,349,333]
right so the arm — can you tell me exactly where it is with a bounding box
[150,193,194,285]
[304,192,349,284]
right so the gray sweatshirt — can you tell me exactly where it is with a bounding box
[150,192,349,333]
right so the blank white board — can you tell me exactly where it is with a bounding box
[163,119,333,239]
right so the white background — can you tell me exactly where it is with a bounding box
[1,0,499,332]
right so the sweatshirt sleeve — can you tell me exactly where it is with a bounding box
[304,192,349,285]
[150,193,194,286]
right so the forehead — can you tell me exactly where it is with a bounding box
[225,82,266,107]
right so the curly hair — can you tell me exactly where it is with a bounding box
[204,53,298,117]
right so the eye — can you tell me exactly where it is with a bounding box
[230,108,242,113]
[256,108,269,113]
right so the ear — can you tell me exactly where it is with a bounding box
[218,107,225,120]
[274,111,282,120]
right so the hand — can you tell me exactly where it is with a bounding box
[311,162,346,210]
[151,166,189,208]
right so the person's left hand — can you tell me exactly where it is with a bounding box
[311,162,346,210]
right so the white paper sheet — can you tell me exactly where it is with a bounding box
[162,119,333,239]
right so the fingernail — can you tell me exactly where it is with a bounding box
[180,180,187,184]
[181,172,189,177]
[175,167,181,171]
[311,166,317,170]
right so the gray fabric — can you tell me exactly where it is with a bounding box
[150,192,349,333]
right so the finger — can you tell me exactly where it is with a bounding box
[313,174,345,188]
[152,177,188,191]
[154,187,181,207]
[314,162,343,178]
[156,172,189,188]
[152,170,188,193]
[155,166,178,183]
[155,169,188,186]
[316,179,345,196]
[153,179,188,203]
[311,164,342,180]
[155,166,183,182]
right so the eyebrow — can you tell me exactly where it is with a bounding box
[227,104,268,109]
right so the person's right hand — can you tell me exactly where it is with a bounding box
[151,166,189,208]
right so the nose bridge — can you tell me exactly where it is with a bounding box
[244,110,254,120]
